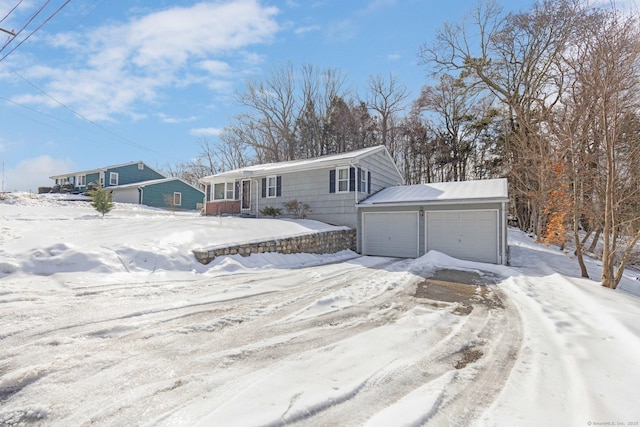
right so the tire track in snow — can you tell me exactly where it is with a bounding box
[1,257,408,425]
[269,286,522,427]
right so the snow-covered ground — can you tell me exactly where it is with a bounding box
[1,193,639,426]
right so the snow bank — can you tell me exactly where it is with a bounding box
[0,193,353,279]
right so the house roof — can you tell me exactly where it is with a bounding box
[358,178,509,206]
[49,161,164,179]
[200,145,395,183]
[108,178,204,193]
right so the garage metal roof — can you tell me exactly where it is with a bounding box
[358,178,508,206]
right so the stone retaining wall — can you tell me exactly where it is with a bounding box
[193,229,356,265]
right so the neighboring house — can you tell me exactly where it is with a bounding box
[50,161,165,192]
[107,178,205,211]
[199,145,404,228]
[50,161,204,210]
[357,178,509,265]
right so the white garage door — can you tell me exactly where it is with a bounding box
[426,210,498,264]
[111,188,140,204]
[362,212,419,258]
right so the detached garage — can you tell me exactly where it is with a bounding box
[357,178,509,265]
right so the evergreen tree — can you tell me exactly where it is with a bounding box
[89,184,114,217]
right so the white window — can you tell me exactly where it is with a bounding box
[213,182,234,200]
[337,167,349,193]
[77,175,86,187]
[267,176,277,198]
[358,168,367,193]
[138,162,144,170]
[109,172,119,186]
[173,192,182,206]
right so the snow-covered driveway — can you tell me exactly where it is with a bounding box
[0,253,521,426]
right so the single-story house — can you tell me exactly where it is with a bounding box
[201,146,509,265]
[199,145,404,228]
[357,178,509,265]
[50,161,204,210]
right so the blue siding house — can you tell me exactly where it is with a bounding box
[50,161,204,211]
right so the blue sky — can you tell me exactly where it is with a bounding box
[0,0,534,192]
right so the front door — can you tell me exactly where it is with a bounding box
[241,180,251,211]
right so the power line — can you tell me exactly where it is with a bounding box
[0,0,70,62]
[11,70,175,159]
[0,1,180,162]
[1,0,51,53]
[0,0,23,24]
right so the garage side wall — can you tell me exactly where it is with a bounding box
[142,181,205,210]
[357,202,507,264]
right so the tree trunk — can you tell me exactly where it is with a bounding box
[572,211,589,278]
[587,227,601,253]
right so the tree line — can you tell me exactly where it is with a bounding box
[167,0,640,289]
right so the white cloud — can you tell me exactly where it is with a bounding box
[361,0,398,13]
[295,25,321,35]
[158,113,199,124]
[189,127,222,137]
[326,19,357,42]
[4,155,74,192]
[197,60,233,76]
[8,0,280,121]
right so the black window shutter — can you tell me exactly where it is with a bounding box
[276,176,282,197]
[261,178,266,198]
[357,167,362,192]
[367,171,371,194]
[349,167,355,192]
[329,170,336,193]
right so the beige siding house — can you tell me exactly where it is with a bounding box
[199,146,403,228]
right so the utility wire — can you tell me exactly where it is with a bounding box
[0,0,23,24]
[0,0,50,53]
[11,70,174,158]
[0,0,70,62]
[0,1,178,161]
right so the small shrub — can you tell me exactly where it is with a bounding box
[260,206,282,218]
[88,184,114,217]
[164,194,177,212]
[284,199,312,219]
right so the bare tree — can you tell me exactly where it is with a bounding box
[162,161,209,188]
[365,73,409,157]
[415,74,485,181]
[236,62,298,162]
[569,8,640,288]
[419,0,582,235]
[296,65,350,158]
[395,110,437,184]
